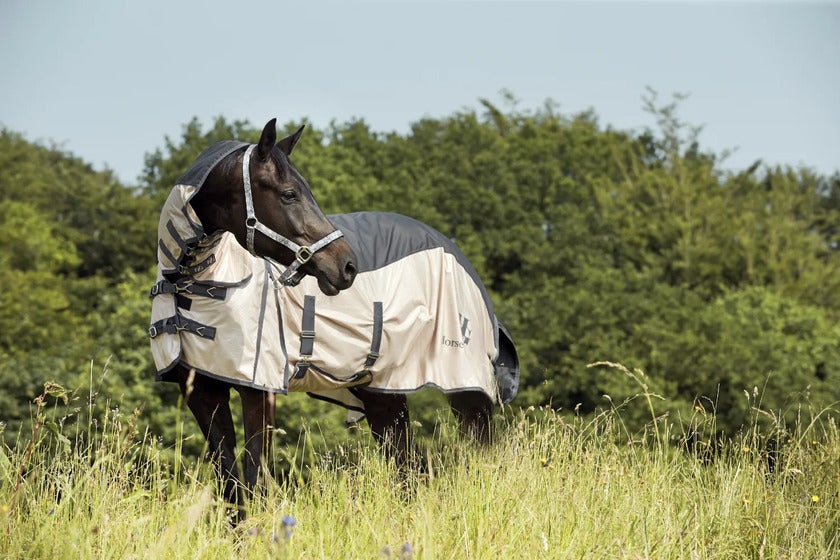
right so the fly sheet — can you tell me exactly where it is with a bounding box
[150,142,519,417]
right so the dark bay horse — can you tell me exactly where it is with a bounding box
[161,119,496,521]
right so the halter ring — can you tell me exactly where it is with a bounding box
[295,247,314,264]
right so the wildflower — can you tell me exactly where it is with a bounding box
[400,542,413,559]
[742,446,751,453]
[812,495,820,503]
[380,545,392,558]
[282,515,297,539]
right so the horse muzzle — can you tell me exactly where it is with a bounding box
[312,240,357,295]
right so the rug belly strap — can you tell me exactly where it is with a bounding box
[362,301,383,371]
[289,295,385,386]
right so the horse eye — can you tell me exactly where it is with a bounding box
[281,190,297,202]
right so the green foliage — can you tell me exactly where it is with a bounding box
[0,200,80,272]
[0,130,154,440]
[642,287,840,431]
[1,92,838,456]
[0,130,156,277]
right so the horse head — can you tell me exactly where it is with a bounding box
[192,119,357,295]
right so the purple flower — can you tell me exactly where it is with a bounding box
[400,542,413,559]
[281,515,297,539]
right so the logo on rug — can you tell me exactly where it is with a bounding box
[442,313,472,349]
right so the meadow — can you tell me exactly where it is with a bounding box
[4,105,840,559]
[2,372,838,560]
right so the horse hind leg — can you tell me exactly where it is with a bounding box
[356,390,414,470]
[176,367,245,522]
[447,390,494,445]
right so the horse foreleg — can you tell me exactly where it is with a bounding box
[176,367,244,520]
[238,386,276,493]
[448,390,494,445]
[357,390,413,469]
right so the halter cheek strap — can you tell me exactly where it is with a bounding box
[241,144,344,286]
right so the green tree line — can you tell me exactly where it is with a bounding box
[1,93,838,452]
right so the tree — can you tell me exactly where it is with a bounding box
[0,200,87,438]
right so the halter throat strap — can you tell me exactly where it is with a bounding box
[241,144,344,286]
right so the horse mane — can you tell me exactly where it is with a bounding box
[215,144,292,180]
[215,146,246,178]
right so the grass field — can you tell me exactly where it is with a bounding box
[2,379,838,559]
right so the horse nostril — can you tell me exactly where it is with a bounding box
[344,260,357,281]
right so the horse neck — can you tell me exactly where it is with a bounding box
[191,169,245,241]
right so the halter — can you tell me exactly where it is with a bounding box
[241,144,344,286]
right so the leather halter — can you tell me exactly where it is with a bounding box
[241,144,344,286]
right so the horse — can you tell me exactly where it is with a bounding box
[149,119,518,522]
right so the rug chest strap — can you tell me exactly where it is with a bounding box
[148,315,216,340]
[165,220,190,255]
[178,254,216,276]
[149,279,228,300]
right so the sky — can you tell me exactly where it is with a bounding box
[1,1,838,186]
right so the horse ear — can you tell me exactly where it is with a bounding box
[257,118,278,160]
[277,125,305,156]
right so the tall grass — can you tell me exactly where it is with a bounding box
[2,379,838,559]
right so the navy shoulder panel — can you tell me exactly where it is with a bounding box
[329,211,494,318]
[329,212,451,272]
[329,212,486,274]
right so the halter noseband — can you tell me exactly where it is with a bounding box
[241,144,344,286]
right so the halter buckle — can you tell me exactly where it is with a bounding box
[295,246,313,264]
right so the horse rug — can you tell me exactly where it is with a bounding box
[149,141,519,417]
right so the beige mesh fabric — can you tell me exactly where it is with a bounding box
[151,185,289,391]
[282,247,498,400]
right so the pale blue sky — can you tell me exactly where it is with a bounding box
[1,1,838,185]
